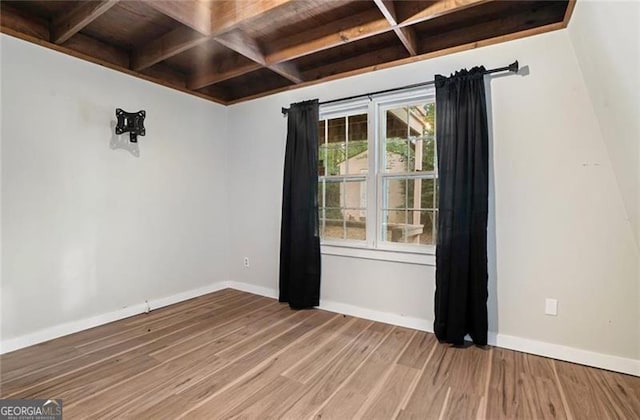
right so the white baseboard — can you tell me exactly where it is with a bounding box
[488,333,640,377]
[2,279,638,377]
[226,281,278,300]
[0,281,229,354]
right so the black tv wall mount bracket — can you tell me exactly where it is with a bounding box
[115,108,146,143]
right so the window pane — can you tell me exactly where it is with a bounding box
[324,142,345,176]
[417,210,437,245]
[325,180,341,208]
[328,116,346,143]
[409,103,435,172]
[344,180,366,212]
[323,208,344,240]
[405,178,436,209]
[346,214,366,240]
[384,139,410,173]
[407,104,426,138]
[419,135,436,172]
[347,114,368,174]
[384,178,407,209]
[326,117,347,175]
[382,209,407,243]
[386,107,408,139]
[384,102,435,174]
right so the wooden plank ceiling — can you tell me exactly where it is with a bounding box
[0,0,574,105]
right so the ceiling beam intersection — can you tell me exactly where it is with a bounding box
[373,0,418,56]
[51,0,119,44]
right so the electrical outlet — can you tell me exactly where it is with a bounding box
[545,298,558,316]
[243,257,250,268]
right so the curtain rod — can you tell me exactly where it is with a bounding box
[281,60,519,115]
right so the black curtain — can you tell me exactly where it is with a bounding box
[279,99,321,309]
[434,67,489,346]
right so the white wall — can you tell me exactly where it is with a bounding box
[568,0,640,248]
[228,29,639,364]
[1,35,229,344]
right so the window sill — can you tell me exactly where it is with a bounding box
[321,243,435,266]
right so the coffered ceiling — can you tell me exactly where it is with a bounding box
[0,0,574,104]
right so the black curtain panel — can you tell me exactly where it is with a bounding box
[434,67,490,346]
[279,99,321,309]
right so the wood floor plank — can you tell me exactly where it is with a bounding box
[440,388,483,419]
[2,289,638,420]
[225,375,304,420]
[68,350,226,418]
[486,348,568,420]
[180,310,337,418]
[148,301,284,362]
[313,327,414,419]
[282,317,371,383]
[279,323,393,419]
[170,313,350,419]
[400,343,490,419]
[397,330,438,369]
[165,310,335,418]
[64,305,292,414]
[16,354,160,402]
[595,369,640,418]
[555,359,640,420]
[357,363,420,419]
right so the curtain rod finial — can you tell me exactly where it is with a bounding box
[508,60,519,73]
[281,107,289,116]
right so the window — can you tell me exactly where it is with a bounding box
[317,89,437,258]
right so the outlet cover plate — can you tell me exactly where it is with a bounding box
[545,298,558,316]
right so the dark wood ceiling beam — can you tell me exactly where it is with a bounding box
[188,61,262,90]
[142,0,212,35]
[213,29,302,84]
[269,62,303,84]
[373,0,418,56]
[63,32,130,68]
[214,30,266,65]
[133,0,296,84]
[51,0,119,44]
[211,0,293,35]
[394,27,418,56]
[265,9,391,65]
[132,27,208,71]
[302,45,404,82]
[0,3,49,40]
[396,0,491,27]
[197,84,231,102]
[139,62,187,88]
[421,3,567,54]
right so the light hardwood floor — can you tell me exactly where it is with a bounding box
[1,289,639,419]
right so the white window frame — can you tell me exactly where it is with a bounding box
[318,88,436,266]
